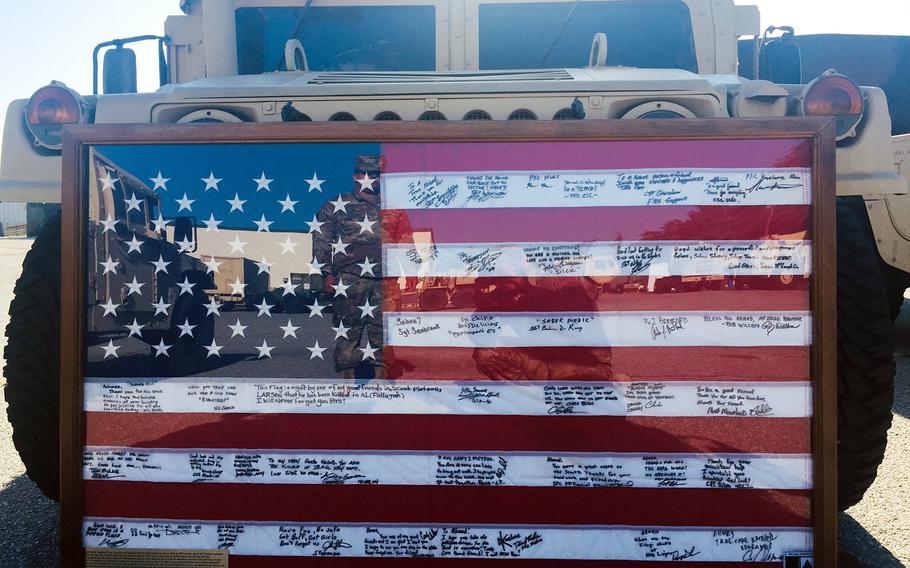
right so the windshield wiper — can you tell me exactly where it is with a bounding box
[540,0,581,67]
[272,0,314,72]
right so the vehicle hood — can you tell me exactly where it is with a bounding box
[160,67,718,100]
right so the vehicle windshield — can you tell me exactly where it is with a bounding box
[236,6,437,73]
[480,0,697,72]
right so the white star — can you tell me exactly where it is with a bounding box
[357,256,377,276]
[124,277,144,296]
[279,318,300,339]
[332,321,350,340]
[307,258,326,275]
[306,172,325,192]
[253,172,273,191]
[255,256,273,275]
[254,214,273,232]
[229,278,246,296]
[226,193,246,212]
[280,280,298,296]
[204,297,223,317]
[278,194,298,213]
[359,341,378,361]
[255,297,274,317]
[357,173,377,191]
[255,340,274,359]
[358,298,377,319]
[308,298,326,318]
[151,297,171,317]
[99,255,119,275]
[99,297,119,317]
[227,235,247,254]
[201,172,222,191]
[333,277,350,298]
[124,193,143,212]
[204,256,222,274]
[151,255,171,274]
[152,214,171,233]
[203,213,222,232]
[307,339,327,360]
[329,195,349,214]
[176,276,196,296]
[100,215,118,234]
[101,339,120,359]
[175,193,195,212]
[331,236,349,257]
[150,171,170,191]
[124,235,144,254]
[98,170,118,191]
[278,236,298,255]
[125,318,144,338]
[228,318,247,338]
[177,319,196,338]
[306,215,324,234]
[204,340,223,358]
[355,214,376,235]
[176,236,195,253]
[152,339,172,358]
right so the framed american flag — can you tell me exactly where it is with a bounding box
[60,119,837,567]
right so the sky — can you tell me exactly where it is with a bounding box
[0,0,908,156]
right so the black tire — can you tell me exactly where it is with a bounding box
[3,213,60,500]
[837,199,896,510]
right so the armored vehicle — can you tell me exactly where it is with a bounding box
[1,0,906,511]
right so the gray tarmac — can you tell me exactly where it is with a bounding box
[0,238,907,566]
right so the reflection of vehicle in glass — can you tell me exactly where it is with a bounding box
[417,276,476,310]
[1,0,905,511]
[734,231,811,290]
[654,274,726,293]
[87,153,215,360]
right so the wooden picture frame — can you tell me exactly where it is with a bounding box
[59,118,837,566]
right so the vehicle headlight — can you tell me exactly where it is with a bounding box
[24,82,86,150]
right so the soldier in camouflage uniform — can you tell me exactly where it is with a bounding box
[313,155,411,379]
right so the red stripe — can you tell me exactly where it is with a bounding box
[386,346,809,381]
[226,559,783,568]
[382,139,811,172]
[385,280,809,313]
[226,559,783,567]
[83,482,811,526]
[382,206,810,243]
[85,413,810,453]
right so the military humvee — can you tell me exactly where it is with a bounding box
[1,0,906,511]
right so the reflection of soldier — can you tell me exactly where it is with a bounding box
[313,155,411,379]
[472,277,614,380]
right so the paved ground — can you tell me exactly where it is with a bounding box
[0,237,907,566]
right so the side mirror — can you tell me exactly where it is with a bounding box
[759,26,802,84]
[103,46,138,94]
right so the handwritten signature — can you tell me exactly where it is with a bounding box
[458,386,501,405]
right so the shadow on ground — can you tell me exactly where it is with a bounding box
[839,513,905,567]
[0,474,59,568]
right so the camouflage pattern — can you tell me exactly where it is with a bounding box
[313,182,412,377]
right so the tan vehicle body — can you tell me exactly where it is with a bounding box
[0,0,907,270]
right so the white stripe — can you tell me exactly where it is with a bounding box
[83,379,811,417]
[384,311,812,348]
[83,519,812,561]
[83,448,812,489]
[381,168,811,209]
[383,240,810,278]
